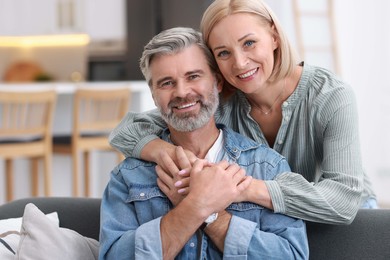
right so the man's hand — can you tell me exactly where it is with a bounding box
[187,160,252,215]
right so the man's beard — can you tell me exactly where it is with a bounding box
[158,83,219,132]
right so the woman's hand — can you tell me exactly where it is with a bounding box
[141,138,198,168]
[157,146,196,206]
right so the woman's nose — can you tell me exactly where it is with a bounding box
[233,51,249,69]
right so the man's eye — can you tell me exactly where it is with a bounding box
[189,75,200,80]
[160,81,173,87]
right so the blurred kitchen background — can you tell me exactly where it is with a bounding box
[0,0,389,207]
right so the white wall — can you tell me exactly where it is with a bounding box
[334,0,390,207]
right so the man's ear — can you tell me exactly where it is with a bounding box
[150,88,158,107]
[216,73,224,93]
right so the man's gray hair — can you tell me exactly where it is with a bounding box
[139,27,218,86]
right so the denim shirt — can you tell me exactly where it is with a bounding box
[99,125,309,260]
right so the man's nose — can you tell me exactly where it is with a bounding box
[174,82,190,97]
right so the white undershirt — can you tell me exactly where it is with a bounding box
[204,129,224,163]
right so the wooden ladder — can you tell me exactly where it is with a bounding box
[292,0,341,75]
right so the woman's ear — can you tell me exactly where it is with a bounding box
[271,25,279,51]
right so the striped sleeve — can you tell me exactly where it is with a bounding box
[109,109,166,158]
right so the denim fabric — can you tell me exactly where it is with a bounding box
[361,197,378,209]
[99,125,309,259]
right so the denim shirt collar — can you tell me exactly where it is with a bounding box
[160,124,260,161]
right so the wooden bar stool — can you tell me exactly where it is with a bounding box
[0,90,57,201]
[53,87,130,197]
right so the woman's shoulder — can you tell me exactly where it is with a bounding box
[300,63,356,105]
[303,64,352,92]
[297,64,358,127]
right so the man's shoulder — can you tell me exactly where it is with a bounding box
[112,157,156,177]
[219,124,258,147]
[220,125,288,169]
[110,158,158,188]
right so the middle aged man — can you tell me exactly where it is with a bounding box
[99,27,308,260]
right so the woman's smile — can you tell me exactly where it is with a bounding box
[237,68,259,80]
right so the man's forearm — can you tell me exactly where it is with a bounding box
[203,210,232,252]
[160,199,206,259]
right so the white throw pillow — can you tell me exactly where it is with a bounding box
[0,230,20,259]
[0,211,58,234]
[0,210,58,260]
[16,203,99,260]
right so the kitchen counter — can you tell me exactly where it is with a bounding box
[0,81,156,135]
[0,81,149,93]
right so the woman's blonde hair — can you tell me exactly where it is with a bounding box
[201,0,298,83]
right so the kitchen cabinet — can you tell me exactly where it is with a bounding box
[126,0,212,79]
[83,0,125,42]
[0,0,125,42]
[0,0,57,35]
[0,0,84,35]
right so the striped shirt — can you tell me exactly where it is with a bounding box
[109,64,376,224]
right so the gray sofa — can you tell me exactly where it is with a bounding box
[1,197,390,259]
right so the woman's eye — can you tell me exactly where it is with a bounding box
[217,50,229,58]
[244,40,255,47]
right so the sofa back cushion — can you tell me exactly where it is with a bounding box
[1,198,390,259]
[306,209,390,260]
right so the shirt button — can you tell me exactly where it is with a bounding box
[284,115,290,121]
[140,192,145,197]
[190,242,195,247]
[278,140,283,145]
[283,101,289,107]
